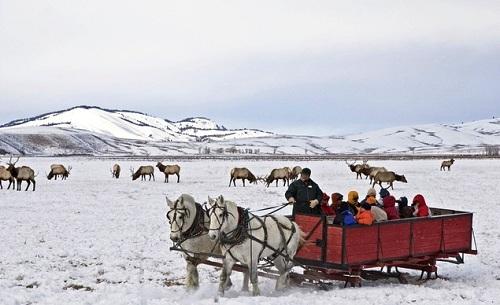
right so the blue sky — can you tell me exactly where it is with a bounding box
[0,0,499,135]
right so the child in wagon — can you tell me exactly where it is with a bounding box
[356,202,374,225]
[412,194,431,217]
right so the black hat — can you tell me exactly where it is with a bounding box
[301,168,311,175]
[361,202,371,210]
[379,188,390,198]
[396,196,408,207]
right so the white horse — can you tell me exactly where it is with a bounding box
[207,195,304,296]
[166,194,249,290]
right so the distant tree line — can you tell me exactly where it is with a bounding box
[484,145,500,156]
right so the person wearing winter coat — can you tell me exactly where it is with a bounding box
[347,190,360,215]
[356,202,374,225]
[320,193,335,215]
[367,196,388,222]
[333,202,357,226]
[331,192,343,211]
[396,196,413,218]
[412,194,431,217]
[378,188,390,207]
[285,168,324,215]
[383,195,400,220]
[360,187,377,206]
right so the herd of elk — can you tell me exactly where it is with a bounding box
[130,166,155,181]
[111,164,121,178]
[441,159,455,171]
[156,162,181,183]
[229,167,257,187]
[47,164,71,180]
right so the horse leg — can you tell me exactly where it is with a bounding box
[390,182,394,190]
[17,179,21,191]
[0,180,2,189]
[25,180,30,191]
[276,179,278,187]
[218,259,235,296]
[249,259,260,296]
[273,257,289,291]
[372,180,376,188]
[164,173,167,183]
[243,179,245,187]
[242,270,249,292]
[177,173,180,183]
[229,177,233,187]
[32,179,36,191]
[185,259,199,289]
[152,173,155,181]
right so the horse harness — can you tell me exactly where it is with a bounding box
[210,205,297,263]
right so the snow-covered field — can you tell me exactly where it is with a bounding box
[0,158,498,305]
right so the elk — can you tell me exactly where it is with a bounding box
[345,160,369,179]
[441,159,455,171]
[372,171,407,190]
[47,164,71,180]
[0,165,15,190]
[229,167,257,187]
[265,167,291,187]
[289,166,302,181]
[368,167,388,184]
[111,164,121,178]
[130,166,155,181]
[6,156,36,191]
[156,162,181,183]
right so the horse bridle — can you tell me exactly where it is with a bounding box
[166,200,191,234]
[208,204,234,233]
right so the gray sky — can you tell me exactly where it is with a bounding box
[1,0,499,135]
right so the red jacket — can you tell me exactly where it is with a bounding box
[383,196,400,220]
[321,193,335,215]
[412,194,430,217]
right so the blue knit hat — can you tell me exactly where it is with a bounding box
[379,188,390,198]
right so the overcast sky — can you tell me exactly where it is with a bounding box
[0,0,499,135]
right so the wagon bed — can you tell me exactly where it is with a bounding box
[292,207,477,286]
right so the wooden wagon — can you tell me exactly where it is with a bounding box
[292,207,477,286]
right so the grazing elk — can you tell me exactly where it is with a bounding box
[0,165,15,190]
[345,160,369,179]
[111,164,121,178]
[229,167,257,187]
[6,156,36,191]
[368,167,388,184]
[265,167,291,187]
[289,166,302,181]
[130,166,155,181]
[47,164,71,180]
[156,162,181,183]
[441,159,455,171]
[372,171,407,190]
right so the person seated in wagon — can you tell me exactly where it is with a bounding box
[285,168,323,215]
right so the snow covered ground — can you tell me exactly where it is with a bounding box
[0,158,498,305]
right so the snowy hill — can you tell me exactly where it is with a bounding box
[0,106,498,156]
[0,106,273,143]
